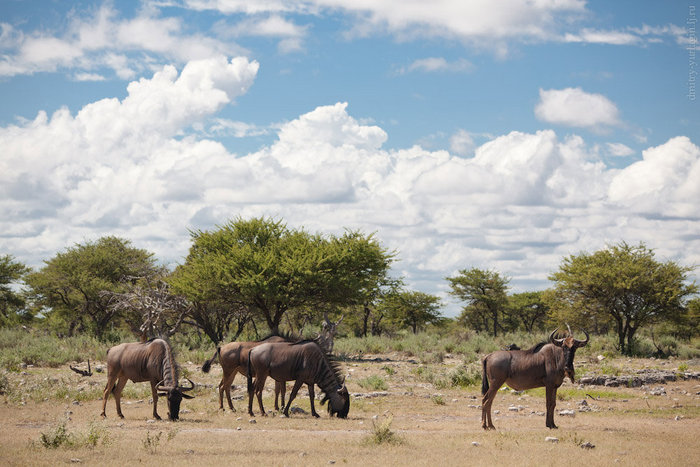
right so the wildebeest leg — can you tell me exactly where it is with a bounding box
[101,372,119,418]
[149,381,162,420]
[481,380,501,430]
[221,371,236,411]
[274,381,286,411]
[112,376,129,419]
[307,384,319,418]
[253,375,268,416]
[545,385,558,429]
[283,379,304,417]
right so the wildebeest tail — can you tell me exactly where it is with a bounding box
[201,346,221,373]
[481,357,489,395]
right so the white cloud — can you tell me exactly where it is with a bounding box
[608,136,700,217]
[1,57,698,315]
[399,57,473,74]
[449,130,475,156]
[535,87,622,130]
[606,142,634,157]
[186,0,587,54]
[0,5,244,78]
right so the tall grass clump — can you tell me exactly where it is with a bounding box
[38,420,110,449]
[363,416,403,446]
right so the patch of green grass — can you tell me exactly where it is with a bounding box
[38,420,110,449]
[358,374,388,391]
[431,395,445,405]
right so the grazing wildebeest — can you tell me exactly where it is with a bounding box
[101,338,194,421]
[481,326,589,429]
[246,340,350,418]
[201,335,287,411]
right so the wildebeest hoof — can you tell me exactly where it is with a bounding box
[312,413,320,418]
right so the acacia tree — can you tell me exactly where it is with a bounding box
[382,290,444,334]
[503,291,550,332]
[548,242,697,354]
[447,268,509,337]
[25,237,157,339]
[0,255,31,326]
[169,217,394,338]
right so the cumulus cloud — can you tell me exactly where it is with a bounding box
[608,137,700,218]
[606,142,634,157]
[1,57,698,313]
[535,87,622,130]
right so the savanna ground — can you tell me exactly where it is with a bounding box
[1,333,699,467]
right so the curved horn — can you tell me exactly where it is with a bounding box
[566,323,573,337]
[549,328,565,347]
[180,378,195,392]
[156,380,174,392]
[574,329,590,347]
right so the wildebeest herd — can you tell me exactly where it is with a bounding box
[91,326,587,429]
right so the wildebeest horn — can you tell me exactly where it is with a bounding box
[180,378,195,392]
[549,328,565,346]
[574,329,590,347]
[566,323,573,336]
[156,380,174,392]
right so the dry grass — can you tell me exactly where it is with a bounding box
[1,354,699,467]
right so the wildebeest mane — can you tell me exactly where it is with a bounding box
[525,341,547,353]
[290,338,345,386]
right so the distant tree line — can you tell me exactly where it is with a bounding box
[1,217,698,355]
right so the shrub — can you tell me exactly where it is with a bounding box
[363,416,403,446]
[358,375,388,391]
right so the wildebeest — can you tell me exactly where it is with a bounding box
[201,334,287,411]
[246,340,349,418]
[101,338,194,421]
[481,326,589,429]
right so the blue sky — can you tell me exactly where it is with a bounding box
[1,1,698,316]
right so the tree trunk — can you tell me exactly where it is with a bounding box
[362,304,370,337]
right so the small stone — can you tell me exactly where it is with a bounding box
[300,452,307,457]
[249,419,256,424]
[597,355,605,361]
[559,409,575,417]
[471,441,480,447]
[185,449,195,454]
[70,459,82,463]
[545,436,559,443]
[146,419,156,424]
[329,461,336,465]
[580,442,595,449]
[72,400,81,406]
[236,426,242,430]
[674,415,683,421]
[508,406,519,412]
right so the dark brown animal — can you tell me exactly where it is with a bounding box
[481,326,589,429]
[101,338,194,421]
[246,340,349,418]
[201,335,287,411]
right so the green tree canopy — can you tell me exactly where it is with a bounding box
[548,242,697,354]
[169,217,394,338]
[25,237,157,339]
[0,255,31,326]
[382,290,444,334]
[503,291,550,333]
[447,268,509,336]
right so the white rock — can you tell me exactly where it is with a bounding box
[545,437,559,443]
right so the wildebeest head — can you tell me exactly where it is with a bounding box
[549,324,589,383]
[157,378,195,420]
[321,384,350,419]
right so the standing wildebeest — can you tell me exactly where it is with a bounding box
[481,326,589,429]
[201,335,287,412]
[101,338,194,421]
[247,340,350,418]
